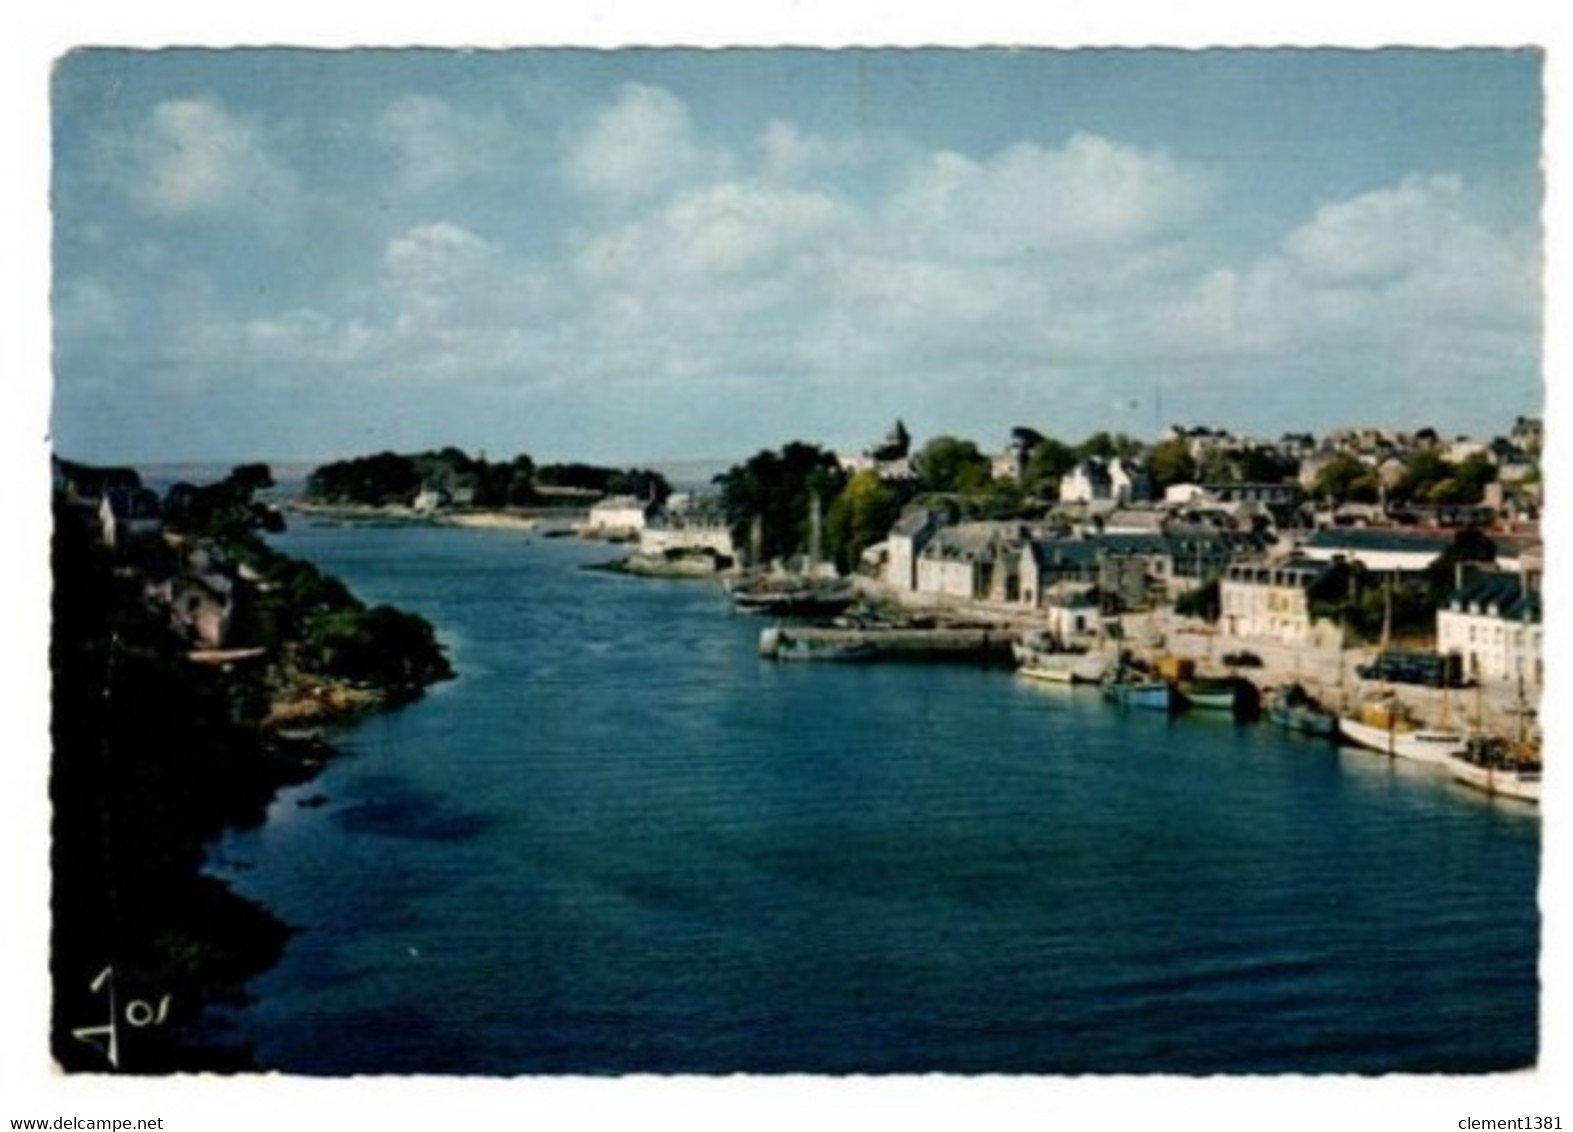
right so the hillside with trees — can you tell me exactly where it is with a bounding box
[51,461,453,1071]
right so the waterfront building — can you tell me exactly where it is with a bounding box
[582,494,659,537]
[1041,582,1102,642]
[1219,558,1339,646]
[638,496,737,562]
[1019,528,1265,611]
[1436,573,1543,688]
[885,508,944,593]
[412,486,450,514]
[1019,538,1105,608]
[915,522,1027,602]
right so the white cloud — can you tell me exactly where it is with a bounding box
[1261,174,1535,344]
[885,132,1217,261]
[377,94,512,192]
[386,221,496,289]
[126,98,299,220]
[562,83,724,202]
[242,309,372,368]
[1284,174,1466,286]
[552,122,1224,404]
[575,180,847,285]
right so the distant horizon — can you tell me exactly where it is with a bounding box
[53,405,1543,484]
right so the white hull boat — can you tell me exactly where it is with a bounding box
[1336,715,1469,767]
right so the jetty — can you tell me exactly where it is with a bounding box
[759,624,1018,663]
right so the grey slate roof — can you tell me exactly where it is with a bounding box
[1445,573,1541,623]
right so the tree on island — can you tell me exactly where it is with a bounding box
[163,463,286,543]
[537,462,671,502]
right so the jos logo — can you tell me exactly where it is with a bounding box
[70,965,172,1070]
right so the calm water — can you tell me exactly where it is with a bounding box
[204,523,1541,1075]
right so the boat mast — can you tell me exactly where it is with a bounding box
[808,490,823,571]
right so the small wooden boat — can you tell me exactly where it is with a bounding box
[1103,677,1180,712]
[1013,633,1108,685]
[1177,677,1238,712]
[774,637,878,663]
[1267,683,1337,738]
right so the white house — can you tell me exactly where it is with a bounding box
[582,495,658,537]
[1218,559,1337,646]
[1058,459,1111,504]
[914,523,1025,602]
[1040,583,1102,642]
[1436,573,1542,688]
[1108,458,1151,503]
[637,501,737,561]
[885,509,943,592]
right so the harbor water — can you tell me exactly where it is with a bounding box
[204,522,1541,1075]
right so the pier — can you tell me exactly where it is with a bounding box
[759,625,1018,662]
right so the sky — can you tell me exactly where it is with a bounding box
[48,47,1545,469]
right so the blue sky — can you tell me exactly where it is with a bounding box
[50,47,1544,467]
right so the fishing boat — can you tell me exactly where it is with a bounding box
[1019,651,1109,685]
[1267,683,1337,738]
[773,636,878,663]
[1102,673,1181,712]
[1177,676,1239,713]
[1336,696,1468,766]
[1013,633,1108,684]
[1447,735,1541,804]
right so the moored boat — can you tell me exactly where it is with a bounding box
[1019,651,1110,685]
[1336,697,1468,766]
[1448,735,1541,804]
[773,636,878,663]
[1103,677,1181,712]
[1267,683,1338,738]
[1014,634,1109,685]
[1177,676,1239,713]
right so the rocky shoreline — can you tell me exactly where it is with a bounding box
[51,469,453,1073]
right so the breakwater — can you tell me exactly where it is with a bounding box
[757,624,1018,662]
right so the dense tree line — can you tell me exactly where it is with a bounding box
[535,462,671,501]
[713,442,848,567]
[303,448,671,509]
